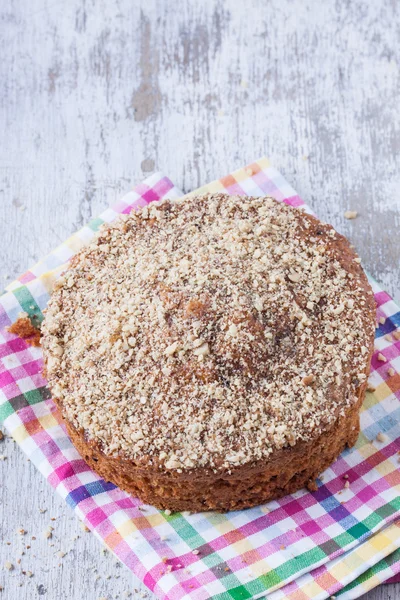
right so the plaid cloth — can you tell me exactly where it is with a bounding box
[1,158,400,600]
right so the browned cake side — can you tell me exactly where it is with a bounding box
[41,194,376,512]
[60,384,365,512]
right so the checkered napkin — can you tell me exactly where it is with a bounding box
[1,158,400,600]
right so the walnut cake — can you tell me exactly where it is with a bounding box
[41,194,376,512]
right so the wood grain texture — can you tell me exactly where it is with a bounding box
[0,0,399,598]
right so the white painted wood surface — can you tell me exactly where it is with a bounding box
[0,0,399,598]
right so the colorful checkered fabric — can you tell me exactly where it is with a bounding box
[1,158,400,600]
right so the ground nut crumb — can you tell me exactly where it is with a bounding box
[344,211,357,219]
[228,324,238,337]
[376,432,388,443]
[165,342,179,356]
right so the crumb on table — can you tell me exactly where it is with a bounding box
[7,313,41,347]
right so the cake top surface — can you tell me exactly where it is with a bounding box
[41,194,375,472]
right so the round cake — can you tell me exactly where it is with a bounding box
[41,194,376,512]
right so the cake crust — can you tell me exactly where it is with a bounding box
[41,194,376,511]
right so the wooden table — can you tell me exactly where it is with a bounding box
[0,1,399,598]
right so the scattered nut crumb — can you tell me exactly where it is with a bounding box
[0,456,7,461]
[377,353,387,362]
[344,480,350,489]
[393,331,400,341]
[79,522,90,532]
[192,549,199,555]
[344,211,357,219]
[261,506,270,514]
[388,368,395,377]
[4,562,13,571]
[367,383,376,392]
[376,432,388,443]
[56,551,66,558]
[384,334,393,342]
[7,315,41,347]
[17,528,26,536]
[379,316,386,325]
[307,479,318,492]
[164,509,171,516]
[26,571,33,578]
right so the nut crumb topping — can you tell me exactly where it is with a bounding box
[42,194,375,471]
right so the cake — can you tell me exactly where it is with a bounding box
[41,194,376,512]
